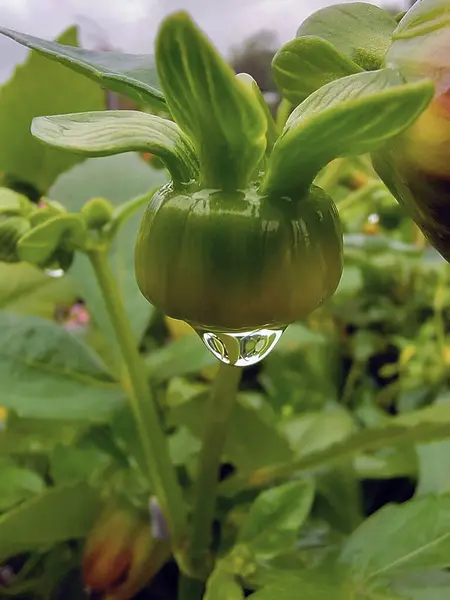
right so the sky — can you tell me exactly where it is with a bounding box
[0,0,409,82]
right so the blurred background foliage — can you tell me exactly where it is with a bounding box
[1,3,450,599]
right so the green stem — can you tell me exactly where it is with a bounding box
[87,249,186,548]
[179,363,242,597]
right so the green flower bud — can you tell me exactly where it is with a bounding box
[81,196,114,230]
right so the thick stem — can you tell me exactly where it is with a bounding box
[88,249,186,548]
[180,363,242,597]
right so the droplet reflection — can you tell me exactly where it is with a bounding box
[195,327,285,367]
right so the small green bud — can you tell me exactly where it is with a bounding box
[30,198,67,227]
[81,197,114,230]
[0,188,34,217]
[0,215,30,262]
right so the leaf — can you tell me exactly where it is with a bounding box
[0,262,76,319]
[146,335,217,384]
[204,569,244,600]
[0,26,164,110]
[155,11,266,190]
[32,111,199,184]
[168,391,293,475]
[237,480,314,560]
[263,69,434,197]
[0,311,125,421]
[0,481,100,562]
[416,437,450,497]
[272,36,362,106]
[249,568,352,600]
[0,27,105,193]
[50,443,112,485]
[50,154,168,354]
[222,402,450,494]
[297,3,397,71]
[0,464,45,511]
[340,494,450,583]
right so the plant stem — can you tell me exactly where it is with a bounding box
[180,362,242,596]
[88,249,187,548]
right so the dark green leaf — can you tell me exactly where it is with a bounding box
[0,311,125,421]
[297,3,397,71]
[156,11,266,190]
[0,27,105,193]
[146,335,217,384]
[0,26,164,110]
[237,480,314,559]
[32,111,199,184]
[204,569,244,600]
[0,482,100,562]
[272,36,362,106]
[0,464,45,511]
[263,69,434,196]
[340,494,450,581]
[50,154,167,359]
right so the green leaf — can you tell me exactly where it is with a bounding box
[236,480,314,560]
[297,3,397,71]
[50,154,168,358]
[249,568,352,600]
[0,27,105,193]
[168,391,293,475]
[341,494,450,582]
[0,481,100,562]
[32,111,199,185]
[272,37,362,106]
[391,0,450,41]
[50,443,112,486]
[204,569,244,600]
[222,402,450,494]
[0,311,125,421]
[0,26,164,110]
[263,69,434,197]
[146,335,217,384]
[0,464,45,511]
[155,11,266,190]
[0,262,76,319]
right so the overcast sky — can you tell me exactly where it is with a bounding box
[0,0,408,82]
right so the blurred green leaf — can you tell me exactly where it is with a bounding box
[0,311,125,421]
[315,464,362,533]
[204,569,244,600]
[272,36,361,106]
[416,438,450,497]
[50,443,112,485]
[249,568,352,600]
[0,481,100,562]
[146,335,216,384]
[264,70,433,197]
[237,480,314,560]
[50,154,167,360]
[169,392,292,474]
[341,494,450,582]
[0,26,164,110]
[297,3,396,71]
[0,27,105,193]
[0,262,76,319]
[32,111,199,184]
[0,464,45,511]
[156,11,266,190]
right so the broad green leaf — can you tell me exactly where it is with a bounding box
[50,154,168,360]
[395,571,450,600]
[341,494,450,582]
[249,568,352,600]
[156,12,266,190]
[0,311,125,421]
[222,401,450,494]
[50,443,112,485]
[416,438,450,497]
[297,3,397,71]
[0,262,76,319]
[237,480,314,559]
[0,481,101,561]
[0,464,45,511]
[0,26,164,110]
[263,69,434,196]
[204,569,244,600]
[0,27,105,193]
[32,111,199,185]
[272,37,362,106]
[146,335,217,384]
[168,392,292,475]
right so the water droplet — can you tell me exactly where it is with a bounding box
[195,326,285,367]
[45,268,64,278]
